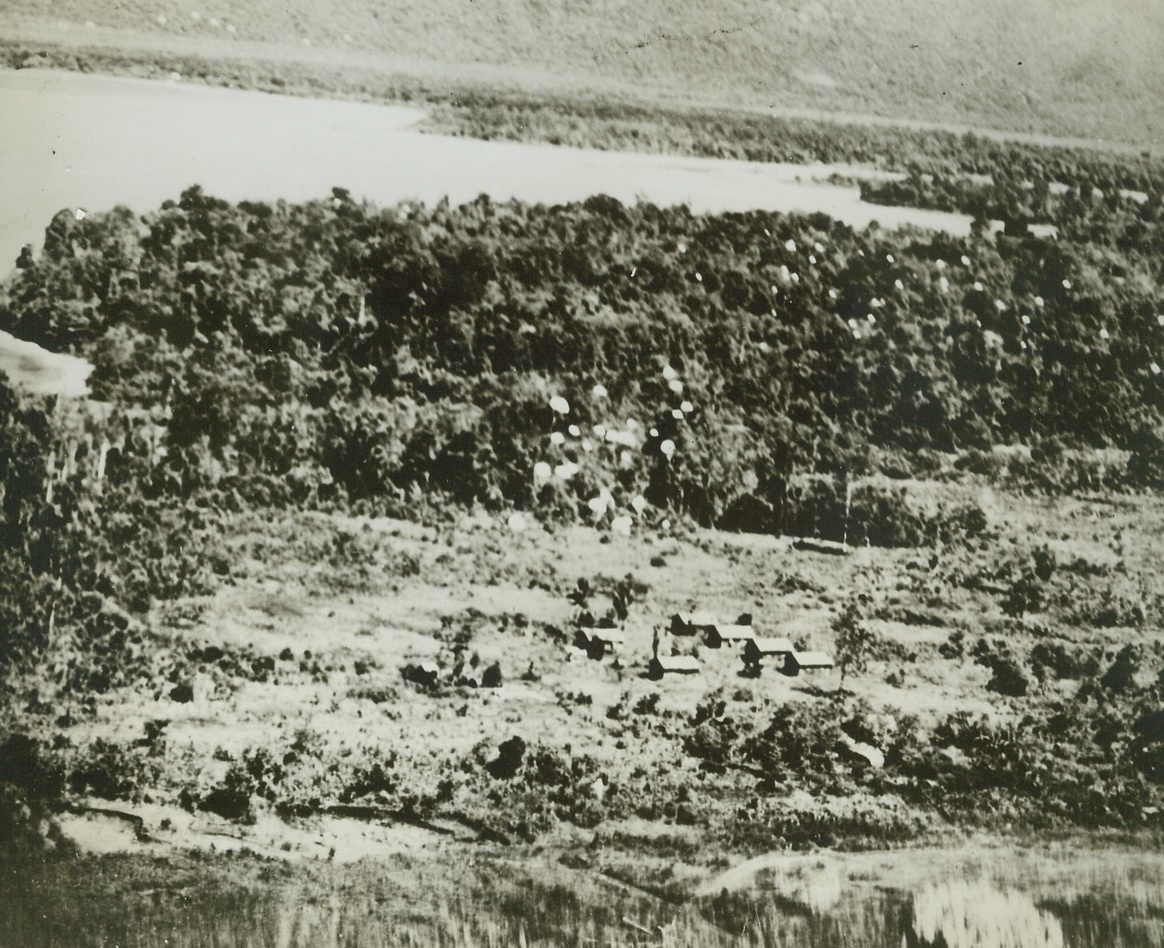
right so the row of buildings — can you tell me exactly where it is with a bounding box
[574,611,835,680]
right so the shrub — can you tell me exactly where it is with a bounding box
[743,701,846,779]
[1001,571,1043,619]
[1100,645,1141,693]
[199,763,256,822]
[1030,641,1095,680]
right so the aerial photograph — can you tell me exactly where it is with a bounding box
[1,0,1162,944]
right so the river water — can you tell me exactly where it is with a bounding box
[3,839,1162,947]
[0,67,982,277]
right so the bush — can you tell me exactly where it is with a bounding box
[0,735,64,800]
[743,701,846,779]
[199,762,257,822]
[834,599,877,687]
[1001,572,1043,619]
[985,655,1031,697]
[1030,641,1095,680]
[68,739,158,801]
[1076,590,1145,629]
[971,639,1031,697]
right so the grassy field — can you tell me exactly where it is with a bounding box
[2,0,1164,147]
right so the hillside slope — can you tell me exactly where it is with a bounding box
[2,0,1164,146]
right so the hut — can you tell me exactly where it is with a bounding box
[669,612,717,636]
[782,650,835,677]
[575,625,618,651]
[586,629,626,661]
[705,623,757,649]
[742,637,795,671]
[648,654,701,679]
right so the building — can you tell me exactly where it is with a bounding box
[586,629,626,661]
[742,637,795,669]
[670,612,719,636]
[782,650,835,676]
[648,654,701,679]
[705,623,757,649]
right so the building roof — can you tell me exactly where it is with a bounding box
[581,627,625,645]
[791,650,835,668]
[712,624,755,641]
[672,611,718,629]
[651,654,701,673]
[746,637,795,655]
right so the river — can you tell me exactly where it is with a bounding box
[0,67,984,279]
[3,834,1162,947]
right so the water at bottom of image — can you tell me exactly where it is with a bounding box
[4,845,1162,947]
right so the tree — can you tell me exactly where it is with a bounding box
[833,598,876,691]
